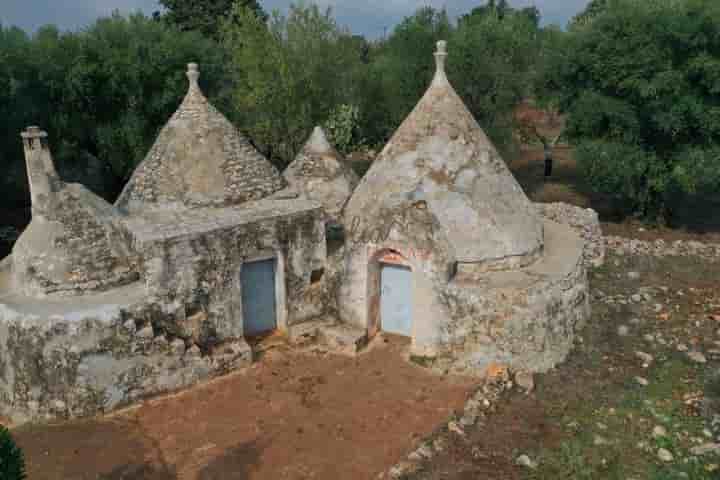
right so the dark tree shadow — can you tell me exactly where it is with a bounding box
[98,462,178,480]
[197,440,265,480]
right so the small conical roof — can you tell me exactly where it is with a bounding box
[283,126,359,221]
[344,41,543,265]
[116,63,284,213]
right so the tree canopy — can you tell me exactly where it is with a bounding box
[541,0,720,221]
[0,14,226,204]
[158,0,266,38]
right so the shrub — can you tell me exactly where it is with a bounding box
[0,426,26,480]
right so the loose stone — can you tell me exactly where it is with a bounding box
[657,448,674,462]
[515,454,538,469]
[687,351,707,364]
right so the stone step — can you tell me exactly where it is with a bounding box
[287,318,369,356]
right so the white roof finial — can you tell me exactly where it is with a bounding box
[435,41,447,73]
[187,63,200,89]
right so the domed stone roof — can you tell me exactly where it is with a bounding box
[344,41,543,268]
[116,63,284,214]
[283,126,359,222]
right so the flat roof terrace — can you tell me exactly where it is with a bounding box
[122,198,322,247]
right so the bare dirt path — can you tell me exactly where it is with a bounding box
[14,337,476,480]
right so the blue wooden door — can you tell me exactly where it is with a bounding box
[241,258,277,336]
[380,264,412,336]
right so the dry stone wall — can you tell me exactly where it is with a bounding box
[536,202,605,268]
[436,220,589,375]
[12,184,139,297]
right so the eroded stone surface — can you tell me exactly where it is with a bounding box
[116,64,284,213]
[283,126,359,225]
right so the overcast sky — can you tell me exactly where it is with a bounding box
[1,0,591,37]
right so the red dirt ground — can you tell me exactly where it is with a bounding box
[13,337,476,480]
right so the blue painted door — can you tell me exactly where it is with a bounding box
[380,264,412,336]
[241,258,277,336]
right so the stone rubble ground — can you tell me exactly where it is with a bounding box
[379,233,720,478]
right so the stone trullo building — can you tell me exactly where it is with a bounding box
[0,45,600,425]
[283,126,360,228]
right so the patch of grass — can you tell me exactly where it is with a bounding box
[525,355,717,479]
[410,355,435,368]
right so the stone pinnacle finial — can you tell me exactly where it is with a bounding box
[21,126,48,150]
[435,40,448,74]
[187,63,200,89]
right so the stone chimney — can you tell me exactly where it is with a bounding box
[21,126,61,217]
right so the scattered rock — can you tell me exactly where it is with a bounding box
[447,421,465,436]
[690,443,720,456]
[617,325,630,337]
[515,371,535,392]
[653,425,667,438]
[687,351,707,364]
[594,435,609,446]
[515,454,538,469]
[631,294,643,303]
[388,461,418,479]
[627,271,641,280]
[432,437,447,453]
[657,448,674,462]
[635,377,649,387]
[635,351,654,366]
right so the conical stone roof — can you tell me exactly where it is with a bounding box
[283,126,359,222]
[344,41,543,267]
[116,63,284,214]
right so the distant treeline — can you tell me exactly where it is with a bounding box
[1,0,718,223]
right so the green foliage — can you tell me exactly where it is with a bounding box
[357,7,452,144]
[541,0,720,221]
[223,2,365,167]
[450,7,540,155]
[0,426,26,480]
[159,0,266,38]
[323,104,365,155]
[360,4,538,153]
[0,14,226,203]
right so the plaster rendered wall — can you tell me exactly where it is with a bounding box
[339,201,456,354]
[133,208,327,342]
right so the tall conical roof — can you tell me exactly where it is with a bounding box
[344,41,543,266]
[283,126,359,222]
[116,63,284,214]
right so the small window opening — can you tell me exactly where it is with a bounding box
[449,261,459,281]
[311,268,325,284]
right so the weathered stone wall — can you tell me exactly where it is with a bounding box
[0,283,251,425]
[12,183,139,297]
[129,203,326,341]
[437,220,589,375]
[536,202,605,268]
